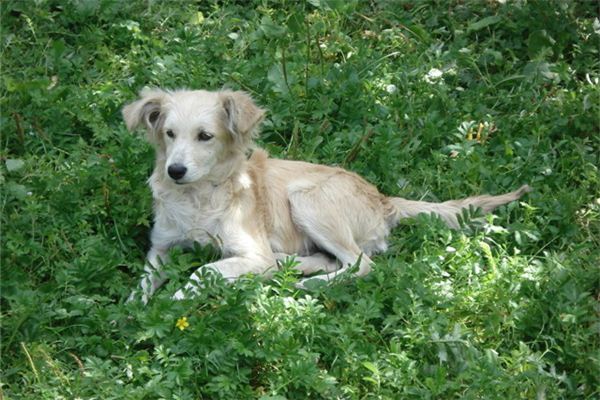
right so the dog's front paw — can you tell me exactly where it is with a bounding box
[126,290,150,305]
[172,283,201,300]
[126,290,137,303]
[172,289,187,301]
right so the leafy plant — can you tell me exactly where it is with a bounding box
[1,0,598,398]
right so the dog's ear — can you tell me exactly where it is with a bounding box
[220,91,265,142]
[122,88,167,136]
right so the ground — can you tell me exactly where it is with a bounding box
[1,1,599,398]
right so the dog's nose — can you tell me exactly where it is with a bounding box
[167,164,187,180]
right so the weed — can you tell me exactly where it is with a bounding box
[1,0,598,398]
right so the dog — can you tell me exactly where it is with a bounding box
[123,88,530,303]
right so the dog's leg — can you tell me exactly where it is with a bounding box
[288,190,373,286]
[128,246,169,304]
[274,252,340,275]
[172,255,274,300]
[295,242,373,287]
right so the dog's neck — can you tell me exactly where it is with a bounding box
[204,151,249,191]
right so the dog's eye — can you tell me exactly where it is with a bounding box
[166,129,175,138]
[197,130,213,141]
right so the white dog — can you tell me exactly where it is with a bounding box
[123,88,530,303]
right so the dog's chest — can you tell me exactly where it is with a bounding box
[153,185,229,246]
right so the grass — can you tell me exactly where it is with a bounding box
[1,0,599,398]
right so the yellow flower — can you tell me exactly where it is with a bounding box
[175,317,189,331]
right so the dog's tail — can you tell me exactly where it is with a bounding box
[387,185,531,229]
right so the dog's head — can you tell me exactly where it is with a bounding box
[122,89,265,185]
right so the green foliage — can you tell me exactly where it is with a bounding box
[1,0,598,398]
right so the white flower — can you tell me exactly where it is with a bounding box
[385,84,397,94]
[428,68,443,79]
[424,68,444,84]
